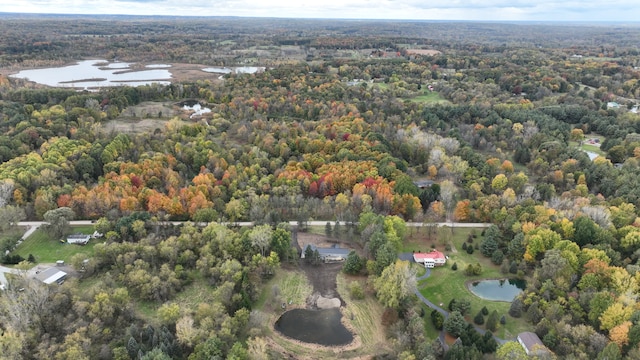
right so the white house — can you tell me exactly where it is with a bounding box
[413,250,447,268]
[66,234,91,245]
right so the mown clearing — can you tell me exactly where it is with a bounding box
[13,225,99,264]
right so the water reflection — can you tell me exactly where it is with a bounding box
[274,308,353,346]
[10,60,172,88]
[468,279,526,302]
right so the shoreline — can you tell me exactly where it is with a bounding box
[270,305,362,353]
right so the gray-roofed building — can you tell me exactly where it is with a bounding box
[413,180,435,189]
[34,267,67,285]
[517,332,550,356]
[66,234,91,245]
[301,244,351,262]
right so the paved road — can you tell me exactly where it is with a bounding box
[17,220,491,228]
[5,221,490,287]
[0,265,20,288]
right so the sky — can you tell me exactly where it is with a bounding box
[0,0,639,22]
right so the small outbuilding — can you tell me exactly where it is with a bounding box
[413,180,435,189]
[413,250,447,268]
[517,331,550,356]
[34,267,67,285]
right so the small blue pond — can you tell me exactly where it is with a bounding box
[467,279,526,302]
[274,308,353,346]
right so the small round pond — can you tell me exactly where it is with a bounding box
[274,308,353,346]
[467,279,526,302]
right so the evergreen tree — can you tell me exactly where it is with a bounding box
[480,236,498,257]
[491,249,504,265]
[474,311,485,325]
[509,261,518,274]
[481,331,497,353]
[431,309,444,330]
[486,310,499,332]
[304,245,314,264]
[451,298,471,315]
[312,249,321,265]
[444,311,467,338]
[509,298,523,318]
[343,251,363,274]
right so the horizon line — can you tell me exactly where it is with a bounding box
[1,12,639,25]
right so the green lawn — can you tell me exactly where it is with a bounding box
[12,225,100,264]
[172,274,218,310]
[415,227,530,340]
[408,91,450,104]
[374,82,390,90]
[421,303,442,340]
[569,140,606,159]
[581,143,605,154]
[402,225,479,253]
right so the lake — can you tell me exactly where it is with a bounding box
[274,308,353,346]
[10,59,172,88]
[468,279,526,302]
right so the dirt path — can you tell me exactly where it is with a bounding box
[296,231,360,307]
[300,262,345,306]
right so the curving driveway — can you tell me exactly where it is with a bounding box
[0,265,20,288]
[403,254,509,346]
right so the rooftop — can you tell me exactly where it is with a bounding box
[305,244,351,255]
[518,332,548,355]
[67,234,91,239]
[34,267,67,285]
[413,250,446,260]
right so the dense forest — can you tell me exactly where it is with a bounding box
[1,15,640,359]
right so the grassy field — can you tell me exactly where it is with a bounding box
[336,273,390,356]
[569,135,606,158]
[374,82,390,90]
[12,225,100,264]
[255,268,312,311]
[408,90,450,104]
[421,303,442,340]
[401,224,472,253]
[413,227,530,340]
[581,143,605,155]
[257,268,390,358]
[172,275,218,309]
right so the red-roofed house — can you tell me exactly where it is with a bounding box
[413,250,447,268]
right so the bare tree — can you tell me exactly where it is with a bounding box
[439,180,456,223]
[249,224,273,257]
[0,180,14,208]
[0,278,52,333]
[0,205,25,232]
